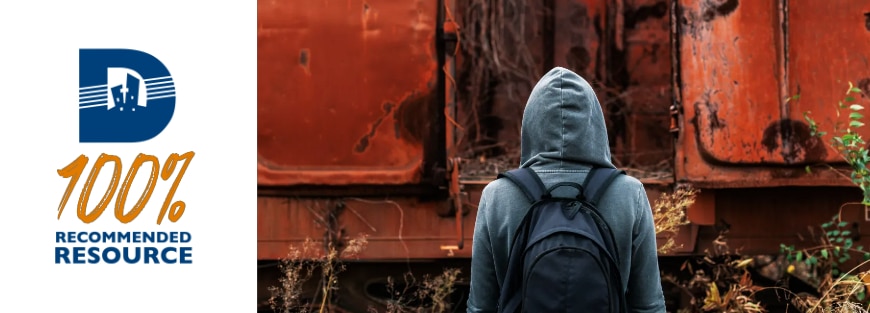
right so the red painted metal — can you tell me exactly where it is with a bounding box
[257,178,683,261]
[255,0,688,262]
[674,0,870,188]
[257,0,443,186]
[256,3,870,311]
[255,0,870,263]
[257,195,476,261]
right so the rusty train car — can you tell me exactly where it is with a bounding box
[257,0,870,311]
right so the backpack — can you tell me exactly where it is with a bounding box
[495,166,628,313]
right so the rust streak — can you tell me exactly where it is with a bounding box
[299,48,310,75]
[355,102,395,153]
[702,0,739,22]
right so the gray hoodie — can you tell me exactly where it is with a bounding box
[466,67,666,313]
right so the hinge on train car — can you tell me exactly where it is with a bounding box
[669,103,682,137]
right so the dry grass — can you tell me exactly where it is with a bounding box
[653,185,696,254]
[699,271,766,313]
[788,262,870,313]
[370,268,463,313]
[268,233,369,313]
[268,232,463,313]
[663,230,768,313]
[268,238,319,313]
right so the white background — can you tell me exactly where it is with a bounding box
[0,0,257,311]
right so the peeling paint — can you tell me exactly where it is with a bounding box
[760,119,827,164]
[701,0,738,22]
[299,48,310,75]
[355,102,395,153]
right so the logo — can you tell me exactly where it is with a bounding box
[78,49,176,143]
[55,48,195,265]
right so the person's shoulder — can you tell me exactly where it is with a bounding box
[612,170,645,191]
[481,175,523,198]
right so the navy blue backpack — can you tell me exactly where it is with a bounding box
[495,167,628,313]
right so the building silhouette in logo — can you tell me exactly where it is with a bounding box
[78,49,176,143]
[110,73,141,112]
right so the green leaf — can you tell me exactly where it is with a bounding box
[852,87,863,93]
[858,162,868,173]
[823,222,833,229]
[847,96,857,102]
[805,165,812,173]
[857,245,864,251]
[839,221,849,227]
[852,104,865,111]
[822,249,829,258]
[858,292,866,301]
[845,134,857,142]
[864,252,870,260]
[837,237,844,243]
[845,238,853,249]
[851,120,865,128]
[809,256,818,265]
[852,112,865,120]
[834,268,841,276]
[796,251,804,262]
[843,230,852,237]
[842,253,852,262]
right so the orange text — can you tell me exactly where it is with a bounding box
[57,152,195,225]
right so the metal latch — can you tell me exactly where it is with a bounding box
[669,104,682,137]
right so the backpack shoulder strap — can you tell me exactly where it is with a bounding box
[496,168,547,313]
[581,167,626,205]
[497,168,548,202]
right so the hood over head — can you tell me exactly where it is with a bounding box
[519,67,615,170]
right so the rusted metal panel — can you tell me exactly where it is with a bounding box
[257,178,691,260]
[257,196,476,261]
[674,0,870,188]
[786,1,870,165]
[621,0,673,169]
[694,186,868,256]
[257,0,446,186]
[548,0,673,170]
[552,0,604,80]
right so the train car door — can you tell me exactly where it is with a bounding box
[258,0,457,192]
[673,0,870,189]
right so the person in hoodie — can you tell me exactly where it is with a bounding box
[466,67,666,313]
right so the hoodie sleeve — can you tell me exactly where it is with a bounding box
[466,188,499,313]
[627,185,667,313]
